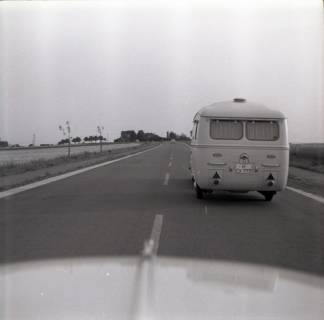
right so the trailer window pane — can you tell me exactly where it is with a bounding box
[194,121,198,139]
[210,120,243,140]
[246,121,279,141]
[192,121,198,140]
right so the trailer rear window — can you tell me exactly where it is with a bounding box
[246,121,279,141]
[210,120,243,140]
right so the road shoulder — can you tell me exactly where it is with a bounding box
[288,166,324,198]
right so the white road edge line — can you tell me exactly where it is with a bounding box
[0,144,162,200]
[150,214,164,255]
[180,142,191,149]
[163,173,170,186]
[142,214,164,257]
[286,186,324,205]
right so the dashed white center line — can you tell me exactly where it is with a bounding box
[163,172,170,186]
[142,214,164,257]
[168,161,172,167]
[204,205,208,215]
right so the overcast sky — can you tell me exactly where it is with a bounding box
[0,0,323,145]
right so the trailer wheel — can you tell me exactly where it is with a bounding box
[195,184,204,199]
[259,191,276,201]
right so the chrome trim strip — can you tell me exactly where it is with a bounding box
[191,144,289,150]
[261,163,280,167]
[207,162,227,166]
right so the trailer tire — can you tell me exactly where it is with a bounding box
[195,184,204,199]
[259,191,276,201]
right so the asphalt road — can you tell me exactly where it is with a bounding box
[0,142,323,276]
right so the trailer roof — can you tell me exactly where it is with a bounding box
[195,99,286,120]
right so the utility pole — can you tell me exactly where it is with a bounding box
[32,133,36,146]
[66,121,71,157]
[97,125,104,153]
[59,121,71,157]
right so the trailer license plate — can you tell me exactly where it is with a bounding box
[235,164,253,173]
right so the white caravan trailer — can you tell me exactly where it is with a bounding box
[190,98,289,201]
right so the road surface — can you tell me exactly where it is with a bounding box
[0,142,323,276]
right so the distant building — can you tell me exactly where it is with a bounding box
[0,141,9,148]
[114,130,164,143]
[121,130,137,142]
[114,130,137,142]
